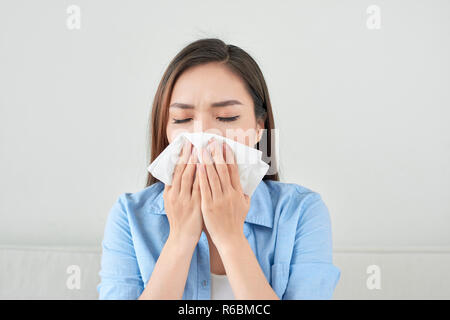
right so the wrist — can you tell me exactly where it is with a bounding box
[167,233,199,251]
[215,233,247,256]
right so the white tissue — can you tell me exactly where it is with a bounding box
[147,131,269,197]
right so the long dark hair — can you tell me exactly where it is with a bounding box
[146,38,279,187]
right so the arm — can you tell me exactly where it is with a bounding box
[282,194,341,300]
[97,194,144,299]
[138,235,197,300]
[196,139,279,300]
[97,193,199,300]
[217,235,280,300]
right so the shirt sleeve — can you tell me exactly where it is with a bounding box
[97,193,144,299]
[282,193,341,300]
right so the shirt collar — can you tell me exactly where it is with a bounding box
[147,180,274,229]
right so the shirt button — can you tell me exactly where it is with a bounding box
[201,280,208,287]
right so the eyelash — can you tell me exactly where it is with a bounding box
[172,116,240,124]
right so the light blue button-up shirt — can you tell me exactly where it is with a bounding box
[97,180,341,300]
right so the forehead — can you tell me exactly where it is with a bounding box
[169,62,252,105]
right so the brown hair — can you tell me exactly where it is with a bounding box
[145,38,279,187]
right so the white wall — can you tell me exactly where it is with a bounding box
[1,0,449,253]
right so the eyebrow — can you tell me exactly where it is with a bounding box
[169,99,243,109]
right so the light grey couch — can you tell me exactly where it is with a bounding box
[1,245,449,299]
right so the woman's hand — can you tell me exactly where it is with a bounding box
[163,140,203,245]
[197,137,251,250]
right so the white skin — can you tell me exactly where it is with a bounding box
[163,61,264,274]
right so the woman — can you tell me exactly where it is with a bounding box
[97,38,341,300]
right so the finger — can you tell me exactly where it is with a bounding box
[172,140,192,194]
[163,182,171,199]
[201,145,222,198]
[223,142,242,192]
[180,147,197,196]
[197,161,212,202]
[192,163,200,199]
[192,147,200,192]
[191,147,200,198]
[209,139,232,193]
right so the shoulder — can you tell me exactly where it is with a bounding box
[117,181,165,211]
[102,182,165,242]
[264,180,325,210]
[107,181,165,222]
[262,180,330,225]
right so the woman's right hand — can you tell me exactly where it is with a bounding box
[163,140,203,246]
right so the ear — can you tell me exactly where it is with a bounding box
[256,119,265,144]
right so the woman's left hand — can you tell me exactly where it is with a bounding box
[197,137,251,250]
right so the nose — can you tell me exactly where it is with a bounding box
[191,116,224,137]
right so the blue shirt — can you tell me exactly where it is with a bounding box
[97,180,341,300]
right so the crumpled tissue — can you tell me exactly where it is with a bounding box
[147,131,269,197]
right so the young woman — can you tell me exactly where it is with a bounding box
[97,38,341,300]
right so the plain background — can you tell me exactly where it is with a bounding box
[1,0,449,252]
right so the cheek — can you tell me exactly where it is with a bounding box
[228,115,259,146]
[166,125,172,143]
[225,129,259,147]
[166,124,178,143]
[166,123,192,143]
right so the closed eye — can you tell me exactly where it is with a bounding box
[172,118,192,124]
[172,116,240,124]
[217,115,240,122]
